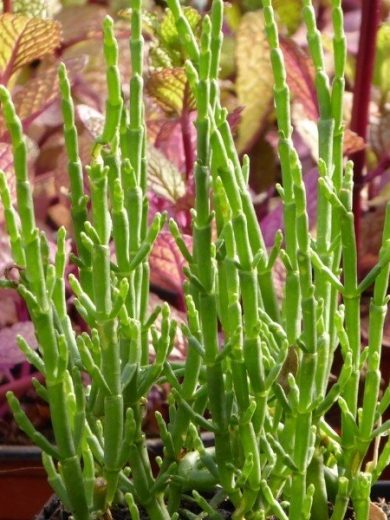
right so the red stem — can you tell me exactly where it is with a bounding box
[2,0,12,12]
[350,0,381,253]
[181,83,195,180]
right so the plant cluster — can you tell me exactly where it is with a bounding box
[1,0,389,385]
[1,1,390,520]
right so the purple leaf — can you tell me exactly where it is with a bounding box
[149,230,191,299]
[0,321,38,369]
[0,234,13,272]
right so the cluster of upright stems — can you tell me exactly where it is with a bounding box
[1,0,390,518]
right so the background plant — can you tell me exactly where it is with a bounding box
[1,2,390,520]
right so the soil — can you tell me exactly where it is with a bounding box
[0,401,53,451]
[34,495,390,520]
[0,383,169,446]
[35,495,235,520]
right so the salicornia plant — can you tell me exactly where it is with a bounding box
[1,4,172,519]
[1,0,390,519]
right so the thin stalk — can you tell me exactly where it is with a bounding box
[303,0,334,334]
[2,0,12,12]
[350,0,381,251]
[263,0,300,345]
[326,0,347,396]
[358,201,390,462]
[191,16,237,500]
[59,65,93,296]
[181,82,195,180]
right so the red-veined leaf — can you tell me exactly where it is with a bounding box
[148,146,186,203]
[272,257,286,303]
[293,103,366,160]
[76,104,104,140]
[146,68,195,115]
[150,113,197,173]
[368,503,387,520]
[0,14,61,83]
[235,11,274,153]
[149,230,191,296]
[0,56,87,137]
[280,36,318,120]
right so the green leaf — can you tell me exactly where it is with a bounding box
[149,7,201,67]
[159,7,201,50]
[220,36,236,80]
[274,0,303,35]
[10,0,62,18]
[118,8,159,37]
[374,23,390,95]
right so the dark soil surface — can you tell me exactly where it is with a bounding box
[35,496,148,520]
[35,495,235,520]
[0,383,52,445]
[0,384,169,446]
[34,495,390,520]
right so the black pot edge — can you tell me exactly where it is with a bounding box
[0,437,168,462]
[371,480,390,500]
[0,440,165,462]
[0,445,42,461]
[0,432,215,462]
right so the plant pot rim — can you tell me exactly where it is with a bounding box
[0,432,215,462]
[371,480,390,499]
[0,445,42,461]
[0,441,165,462]
[0,437,168,464]
[35,481,390,520]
